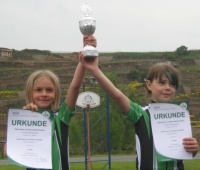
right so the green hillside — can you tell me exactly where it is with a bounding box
[0,48,200,156]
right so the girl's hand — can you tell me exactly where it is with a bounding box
[183,137,199,157]
[83,35,97,47]
[78,52,99,73]
[23,103,38,111]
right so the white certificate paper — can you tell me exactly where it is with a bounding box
[149,103,193,161]
[7,109,52,169]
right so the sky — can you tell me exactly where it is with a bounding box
[0,0,200,52]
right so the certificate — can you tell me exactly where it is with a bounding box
[149,102,193,161]
[7,109,52,169]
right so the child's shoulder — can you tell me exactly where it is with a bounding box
[130,100,150,111]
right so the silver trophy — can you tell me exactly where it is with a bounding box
[79,3,98,57]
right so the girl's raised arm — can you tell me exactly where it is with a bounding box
[79,53,130,114]
[66,35,97,111]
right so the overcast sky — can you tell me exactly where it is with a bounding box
[0,0,200,52]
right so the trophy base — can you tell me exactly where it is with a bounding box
[83,45,98,57]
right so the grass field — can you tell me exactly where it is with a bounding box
[1,159,200,170]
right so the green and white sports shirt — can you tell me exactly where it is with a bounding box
[27,101,75,170]
[126,100,184,170]
[51,101,75,170]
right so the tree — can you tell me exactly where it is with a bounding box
[129,69,147,82]
[175,45,188,56]
[69,119,83,154]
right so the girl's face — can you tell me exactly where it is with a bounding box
[32,77,56,110]
[146,75,176,103]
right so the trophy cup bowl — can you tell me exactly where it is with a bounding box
[79,3,98,57]
[79,17,96,35]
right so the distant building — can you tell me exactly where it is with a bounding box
[0,48,13,58]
